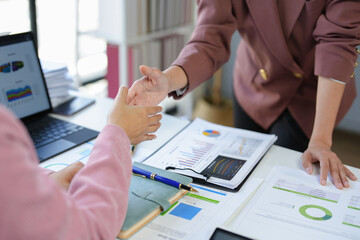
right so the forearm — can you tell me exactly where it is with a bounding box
[67,124,132,238]
[0,123,131,239]
[310,76,345,146]
[163,65,188,93]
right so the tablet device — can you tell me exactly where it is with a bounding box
[53,96,95,116]
[210,228,252,240]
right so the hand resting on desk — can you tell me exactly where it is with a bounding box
[302,139,357,190]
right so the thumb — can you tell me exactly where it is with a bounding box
[301,151,313,174]
[64,161,84,180]
[139,65,161,80]
[115,85,129,106]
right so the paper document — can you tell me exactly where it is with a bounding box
[39,140,95,171]
[226,166,360,240]
[129,178,263,240]
[142,118,277,189]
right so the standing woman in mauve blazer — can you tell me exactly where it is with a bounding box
[128,0,360,189]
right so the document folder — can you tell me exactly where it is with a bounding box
[118,162,192,239]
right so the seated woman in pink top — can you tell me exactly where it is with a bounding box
[0,86,162,240]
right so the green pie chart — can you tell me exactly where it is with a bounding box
[299,205,332,221]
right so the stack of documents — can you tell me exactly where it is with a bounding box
[41,60,75,107]
[143,118,277,190]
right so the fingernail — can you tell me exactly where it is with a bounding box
[321,179,326,185]
[344,181,350,188]
[305,167,311,174]
[337,183,343,190]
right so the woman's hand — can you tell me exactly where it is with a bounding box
[108,85,162,145]
[128,65,171,106]
[49,161,84,191]
[302,139,357,189]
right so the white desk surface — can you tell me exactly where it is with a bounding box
[52,95,360,177]
[50,95,360,239]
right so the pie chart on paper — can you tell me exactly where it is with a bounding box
[203,129,220,137]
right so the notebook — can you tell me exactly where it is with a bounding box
[118,162,192,239]
[0,32,98,162]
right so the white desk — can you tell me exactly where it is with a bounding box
[51,95,360,178]
[47,96,360,240]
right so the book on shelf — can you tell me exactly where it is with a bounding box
[118,162,192,239]
[106,34,185,96]
[98,0,194,42]
[142,118,277,191]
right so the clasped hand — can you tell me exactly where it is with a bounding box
[127,65,171,106]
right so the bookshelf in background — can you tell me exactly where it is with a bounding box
[98,0,195,99]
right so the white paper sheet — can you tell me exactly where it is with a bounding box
[225,166,360,240]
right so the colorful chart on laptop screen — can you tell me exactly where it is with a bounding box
[0,61,24,73]
[6,85,33,102]
[0,62,11,73]
[203,129,220,137]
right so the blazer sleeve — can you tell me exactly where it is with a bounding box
[170,0,238,98]
[0,107,132,240]
[313,0,360,82]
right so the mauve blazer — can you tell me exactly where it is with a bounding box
[172,0,360,137]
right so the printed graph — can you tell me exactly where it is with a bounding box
[201,155,246,180]
[299,205,332,221]
[6,85,32,102]
[169,203,202,220]
[41,141,94,171]
[223,136,262,158]
[202,129,220,137]
[176,139,215,168]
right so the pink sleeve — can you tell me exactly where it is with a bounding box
[0,106,132,240]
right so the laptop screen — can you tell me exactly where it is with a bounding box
[0,32,51,119]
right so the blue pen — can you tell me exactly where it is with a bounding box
[132,166,198,192]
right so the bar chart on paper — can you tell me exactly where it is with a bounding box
[176,139,215,168]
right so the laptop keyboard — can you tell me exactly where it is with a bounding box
[29,118,84,148]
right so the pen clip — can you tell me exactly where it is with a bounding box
[132,173,146,178]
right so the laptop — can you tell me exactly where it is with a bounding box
[0,32,99,162]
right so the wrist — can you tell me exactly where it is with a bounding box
[163,66,188,93]
[309,134,332,147]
